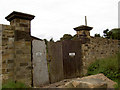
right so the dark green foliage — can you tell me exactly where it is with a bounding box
[50,38,54,42]
[60,34,73,41]
[94,33,101,37]
[72,34,79,40]
[103,29,109,38]
[44,39,48,45]
[110,28,120,40]
[87,53,120,88]
[60,34,79,41]
[103,28,120,40]
[44,39,48,53]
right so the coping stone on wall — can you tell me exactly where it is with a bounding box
[5,11,35,21]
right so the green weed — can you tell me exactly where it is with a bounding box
[2,80,29,89]
[86,53,120,88]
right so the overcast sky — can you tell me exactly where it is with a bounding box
[0,0,119,41]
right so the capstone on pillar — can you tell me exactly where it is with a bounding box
[74,25,93,38]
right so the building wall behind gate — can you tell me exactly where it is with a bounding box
[81,37,120,75]
[1,25,15,83]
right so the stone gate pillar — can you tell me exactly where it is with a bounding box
[5,11,35,86]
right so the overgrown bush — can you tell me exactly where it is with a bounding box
[86,53,120,88]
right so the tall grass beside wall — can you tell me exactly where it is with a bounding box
[2,80,29,89]
[86,53,120,88]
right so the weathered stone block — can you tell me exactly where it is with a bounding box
[6,69,14,73]
[72,78,107,88]
[7,60,14,63]
[2,69,7,74]
[20,63,28,66]
[19,23,28,27]
[32,40,49,87]
[14,30,31,41]
[3,25,12,30]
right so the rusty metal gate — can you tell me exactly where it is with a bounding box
[48,40,82,83]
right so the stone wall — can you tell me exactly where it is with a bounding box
[0,24,32,85]
[48,37,120,83]
[81,37,120,75]
[1,25,14,83]
[0,11,35,87]
[12,19,32,86]
[0,25,2,88]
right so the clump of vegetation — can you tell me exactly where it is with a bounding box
[2,80,29,88]
[60,34,73,41]
[86,53,120,88]
[103,28,120,40]
[94,33,101,37]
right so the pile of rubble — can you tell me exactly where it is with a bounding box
[42,73,117,89]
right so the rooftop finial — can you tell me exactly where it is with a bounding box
[85,16,87,26]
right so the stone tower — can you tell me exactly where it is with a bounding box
[74,25,93,38]
[5,11,35,86]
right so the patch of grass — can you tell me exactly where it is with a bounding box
[113,79,120,89]
[2,80,29,89]
[86,53,120,88]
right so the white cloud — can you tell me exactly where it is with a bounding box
[0,0,119,41]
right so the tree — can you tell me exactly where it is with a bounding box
[103,29,109,38]
[103,28,120,40]
[72,34,78,40]
[44,39,48,53]
[60,34,73,41]
[44,39,48,45]
[94,34,101,37]
[50,38,54,42]
[110,28,120,40]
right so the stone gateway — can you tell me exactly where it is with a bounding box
[0,11,119,87]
